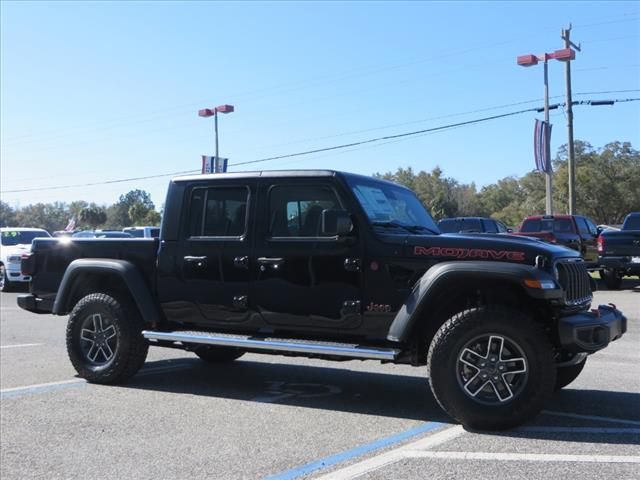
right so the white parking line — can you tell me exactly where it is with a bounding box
[0,363,191,399]
[0,343,44,349]
[406,451,640,463]
[543,410,640,426]
[0,379,84,394]
[314,425,465,480]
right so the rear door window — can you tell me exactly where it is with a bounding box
[187,186,249,238]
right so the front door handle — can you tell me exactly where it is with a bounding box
[184,256,207,267]
[234,256,249,269]
[257,257,284,271]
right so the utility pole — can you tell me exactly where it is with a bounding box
[543,56,553,215]
[562,24,581,215]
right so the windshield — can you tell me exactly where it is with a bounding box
[345,176,440,234]
[1,230,50,246]
[623,214,640,231]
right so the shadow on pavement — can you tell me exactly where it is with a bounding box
[127,358,446,422]
[123,357,640,446]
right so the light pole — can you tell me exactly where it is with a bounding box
[198,104,235,172]
[518,48,575,215]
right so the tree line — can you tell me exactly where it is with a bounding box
[0,189,161,232]
[377,141,639,226]
[1,141,638,231]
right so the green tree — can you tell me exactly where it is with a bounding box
[0,201,17,227]
[107,189,155,228]
[79,205,107,230]
[14,202,68,232]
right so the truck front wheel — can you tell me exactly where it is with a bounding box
[66,293,148,384]
[427,306,556,430]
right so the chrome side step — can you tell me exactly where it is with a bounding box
[142,330,400,361]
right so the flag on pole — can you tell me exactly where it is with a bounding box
[64,217,76,232]
[534,119,553,173]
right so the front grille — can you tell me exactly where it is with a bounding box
[555,260,592,306]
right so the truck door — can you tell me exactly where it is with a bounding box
[251,179,363,331]
[159,181,255,326]
[577,216,598,263]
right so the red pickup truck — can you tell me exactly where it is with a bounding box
[513,215,599,264]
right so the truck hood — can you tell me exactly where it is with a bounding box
[398,232,580,267]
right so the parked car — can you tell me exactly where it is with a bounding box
[513,215,599,263]
[123,226,160,238]
[438,217,510,234]
[597,212,640,289]
[0,227,51,291]
[18,170,627,430]
[72,231,134,239]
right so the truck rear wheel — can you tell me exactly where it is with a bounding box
[66,293,148,384]
[600,268,622,290]
[194,346,245,363]
[427,306,556,430]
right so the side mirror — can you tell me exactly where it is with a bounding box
[507,228,513,233]
[321,209,353,236]
[596,226,603,236]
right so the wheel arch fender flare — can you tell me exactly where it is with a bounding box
[53,258,161,325]
[386,261,561,343]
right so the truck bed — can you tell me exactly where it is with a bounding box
[27,238,159,301]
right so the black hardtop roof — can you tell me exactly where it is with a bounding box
[172,170,409,189]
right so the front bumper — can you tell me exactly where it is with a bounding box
[5,264,31,283]
[557,304,627,353]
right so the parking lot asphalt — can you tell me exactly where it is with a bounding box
[1,279,639,480]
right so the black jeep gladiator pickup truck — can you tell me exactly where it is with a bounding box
[18,170,627,430]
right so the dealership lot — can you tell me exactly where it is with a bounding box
[1,282,639,480]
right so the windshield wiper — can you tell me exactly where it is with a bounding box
[371,222,439,235]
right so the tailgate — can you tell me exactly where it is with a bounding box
[601,231,640,256]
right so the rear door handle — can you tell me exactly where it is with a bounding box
[257,257,284,264]
[184,256,207,267]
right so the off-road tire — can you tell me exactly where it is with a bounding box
[66,293,148,384]
[555,357,587,391]
[600,268,622,290]
[427,306,556,430]
[194,346,245,363]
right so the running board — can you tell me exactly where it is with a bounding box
[142,330,400,361]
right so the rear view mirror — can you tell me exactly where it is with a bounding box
[321,209,353,236]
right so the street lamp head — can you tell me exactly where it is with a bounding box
[552,48,576,62]
[216,104,235,114]
[517,54,539,67]
[198,108,216,118]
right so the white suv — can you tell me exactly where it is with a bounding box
[0,227,51,292]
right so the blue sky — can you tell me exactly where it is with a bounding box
[1,1,639,209]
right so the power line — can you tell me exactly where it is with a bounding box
[2,98,638,195]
